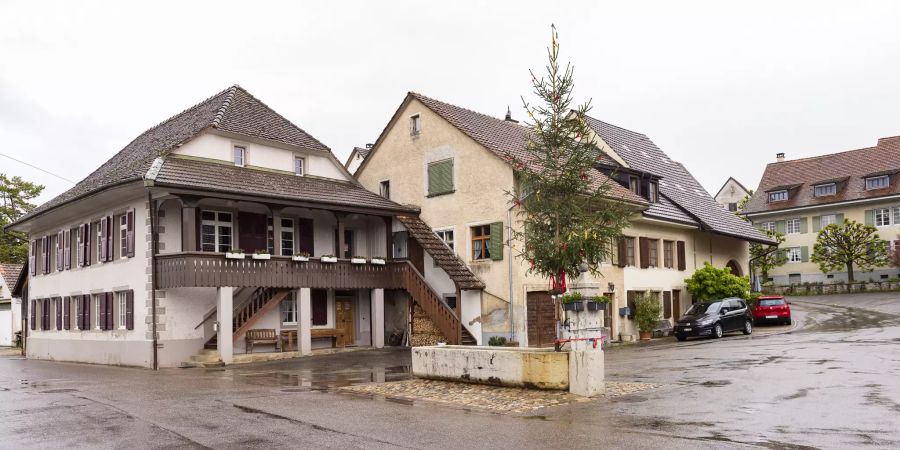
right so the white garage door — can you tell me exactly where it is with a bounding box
[0,310,12,346]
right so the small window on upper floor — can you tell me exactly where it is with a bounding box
[233,146,246,167]
[294,156,305,176]
[410,114,422,136]
[379,180,391,199]
[768,190,788,202]
[629,176,640,195]
[647,181,658,203]
[814,183,837,197]
[866,175,890,190]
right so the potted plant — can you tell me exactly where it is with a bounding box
[559,291,584,312]
[251,250,271,260]
[292,251,310,262]
[370,256,386,265]
[351,255,367,264]
[634,292,662,340]
[321,254,338,263]
[587,295,609,311]
[225,248,245,259]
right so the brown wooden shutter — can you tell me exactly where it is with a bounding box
[107,292,115,330]
[101,216,109,262]
[663,291,672,319]
[84,223,92,266]
[311,289,328,325]
[64,229,71,270]
[676,241,686,271]
[56,230,63,270]
[297,218,315,255]
[639,237,650,269]
[126,208,135,258]
[83,294,91,330]
[125,290,134,330]
[55,298,62,330]
[43,298,50,330]
[30,240,36,275]
[63,296,71,330]
[616,237,627,267]
[30,299,36,330]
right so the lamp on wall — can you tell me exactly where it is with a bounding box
[608,282,615,292]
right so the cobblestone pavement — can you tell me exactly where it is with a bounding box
[339,379,659,414]
[0,347,22,357]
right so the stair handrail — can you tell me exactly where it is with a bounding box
[194,287,252,330]
[392,260,462,344]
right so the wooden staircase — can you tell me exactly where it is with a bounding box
[394,261,475,345]
[232,288,292,342]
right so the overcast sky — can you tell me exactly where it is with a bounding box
[2,1,900,204]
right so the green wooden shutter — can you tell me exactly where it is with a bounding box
[801,246,809,262]
[427,159,454,196]
[864,210,874,226]
[800,217,808,234]
[489,222,503,261]
[775,220,786,234]
[836,213,844,224]
[812,216,821,232]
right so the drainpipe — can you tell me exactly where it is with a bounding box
[148,190,159,370]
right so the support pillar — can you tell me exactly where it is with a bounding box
[336,213,346,259]
[298,288,312,355]
[216,286,233,364]
[371,288,384,348]
[272,212,282,256]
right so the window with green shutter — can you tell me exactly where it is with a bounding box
[427,159,454,196]
[489,222,503,261]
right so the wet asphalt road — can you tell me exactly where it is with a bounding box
[1,294,899,449]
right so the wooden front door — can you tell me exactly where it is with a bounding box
[527,291,557,348]
[336,297,354,346]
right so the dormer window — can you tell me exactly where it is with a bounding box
[768,190,788,202]
[814,183,836,197]
[410,114,422,136]
[647,181,658,203]
[865,175,890,190]
[233,146,246,167]
[629,176,640,195]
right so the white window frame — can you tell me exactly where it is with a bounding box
[410,114,422,135]
[117,291,127,330]
[280,218,294,256]
[787,247,802,263]
[233,145,246,167]
[814,183,837,197]
[280,291,298,324]
[93,293,103,330]
[119,215,128,260]
[866,175,889,190]
[786,218,801,234]
[435,228,455,252]
[760,222,776,232]
[96,222,103,264]
[294,156,305,176]
[769,190,788,202]
[819,214,837,228]
[200,211,234,253]
[874,208,891,227]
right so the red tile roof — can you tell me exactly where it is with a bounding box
[743,136,900,215]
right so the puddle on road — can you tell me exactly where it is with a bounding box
[699,380,731,387]
[39,389,78,394]
[237,365,412,392]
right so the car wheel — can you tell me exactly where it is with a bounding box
[784,318,792,326]
[676,336,687,342]
[743,320,752,335]
[713,323,723,339]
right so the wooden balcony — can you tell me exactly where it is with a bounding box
[156,252,401,290]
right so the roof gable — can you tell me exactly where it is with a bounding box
[0,264,23,291]
[714,177,750,199]
[14,85,331,226]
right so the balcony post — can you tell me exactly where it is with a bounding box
[271,207,282,256]
[336,213,346,259]
[371,288,384,348]
[298,288,312,355]
[216,286,233,364]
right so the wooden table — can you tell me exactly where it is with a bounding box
[280,329,297,352]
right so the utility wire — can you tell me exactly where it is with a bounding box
[0,152,77,184]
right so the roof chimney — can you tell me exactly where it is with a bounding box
[505,106,518,123]
[776,152,785,162]
[365,143,374,149]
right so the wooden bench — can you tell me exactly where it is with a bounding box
[311,328,346,348]
[246,328,279,353]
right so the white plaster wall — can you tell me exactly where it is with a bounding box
[174,132,350,181]
[461,290,482,344]
[157,199,182,254]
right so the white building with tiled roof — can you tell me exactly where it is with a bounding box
[357,92,772,344]
[0,263,23,346]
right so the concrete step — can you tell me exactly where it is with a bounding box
[190,351,222,363]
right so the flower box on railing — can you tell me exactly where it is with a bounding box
[370,258,386,265]
[225,252,245,259]
[292,255,309,262]
[351,257,367,264]
[251,253,271,260]
[321,256,338,263]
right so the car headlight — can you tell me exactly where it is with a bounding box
[697,318,714,326]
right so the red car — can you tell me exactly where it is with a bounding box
[753,295,792,325]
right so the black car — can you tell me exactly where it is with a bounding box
[673,298,753,341]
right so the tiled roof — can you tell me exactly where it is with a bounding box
[396,215,485,290]
[408,92,648,205]
[355,146,372,159]
[152,157,416,214]
[744,136,900,215]
[14,85,331,225]
[585,116,774,245]
[0,263,23,289]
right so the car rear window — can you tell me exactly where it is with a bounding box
[759,299,785,306]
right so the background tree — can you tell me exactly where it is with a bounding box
[750,229,788,281]
[684,263,751,301]
[0,173,44,263]
[811,220,887,282]
[735,189,754,221]
[506,26,631,293]
[889,234,900,268]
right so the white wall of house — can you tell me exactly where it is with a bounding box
[26,195,152,367]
